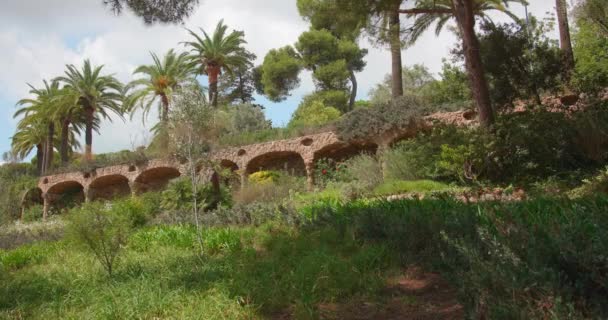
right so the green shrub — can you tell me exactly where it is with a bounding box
[21,205,44,222]
[568,166,608,198]
[67,202,133,276]
[372,180,451,196]
[235,174,305,205]
[0,163,38,224]
[336,96,429,142]
[129,225,197,250]
[0,243,51,270]
[161,177,232,212]
[111,196,159,227]
[383,125,476,182]
[248,170,281,184]
[203,228,242,255]
[303,198,608,318]
[339,154,383,188]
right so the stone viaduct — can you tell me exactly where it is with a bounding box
[25,111,476,218]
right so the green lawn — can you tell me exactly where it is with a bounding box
[0,224,401,319]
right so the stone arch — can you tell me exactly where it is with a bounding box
[313,141,379,164]
[21,187,43,219]
[246,151,306,176]
[134,166,181,193]
[218,159,240,188]
[46,180,86,212]
[88,174,131,201]
[22,187,43,207]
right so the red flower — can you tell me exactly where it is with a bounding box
[322,169,327,175]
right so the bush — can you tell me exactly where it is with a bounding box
[203,228,242,255]
[67,202,133,276]
[339,154,383,189]
[305,197,608,318]
[372,180,452,196]
[161,177,232,212]
[0,163,38,224]
[568,166,608,198]
[205,202,302,227]
[573,20,608,94]
[336,96,429,142]
[248,170,281,184]
[383,125,476,182]
[235,174,305,205]
[287,94,341,130]
[0,243,52,270]
[21,205,44,222]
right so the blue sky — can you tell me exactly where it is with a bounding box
[0,0,556,161]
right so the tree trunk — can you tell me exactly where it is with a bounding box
[159,94,170,151]
[84,107,94,161]
[45,122,55,173]
[36,144,44,176]
[556,0,575,83]
[452,0,494,127]
[207,64,221,108]
[389,5,404,98]
[210,171,221,210]
[60,118,70,165]
[348,70,358,111]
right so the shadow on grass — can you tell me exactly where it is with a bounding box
[150,226,396,318]
[0,272,69,311]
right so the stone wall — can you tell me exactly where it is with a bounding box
[35,111,476,218]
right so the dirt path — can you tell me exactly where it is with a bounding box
[276,266,464,320]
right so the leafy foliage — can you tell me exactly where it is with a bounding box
[258,46,303,102]
[287,94,341,130]
[0,163,38,224]
[160,177,232,212]
[336,96,428,141]
[472,18,563,107]
[103,0,200,24]
[572,20,608,94]
[67,202,133,276]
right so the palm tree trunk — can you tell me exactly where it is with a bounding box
[36,144,44,176]
[556,0,575,83]
[160,94,170,151]
[45,122,55,173]
[84,107,94,161]
[348,70,358,112]
[207,65,220,107]
[452,0,494,127]
[60,118,70,165]
[389,5,404,98]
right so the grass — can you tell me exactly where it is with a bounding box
[0,223,400,319]
[2,197,608,319]
[372,179,453,196]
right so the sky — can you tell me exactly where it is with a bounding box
[0,0,557,160]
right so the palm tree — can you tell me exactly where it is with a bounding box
[55,60,124,161]
[125,49,196,148]
[403,0,525,127]
[53,88,83,165]
[184,19,250,107]
[15,80,65,173]
[11,119,47,175]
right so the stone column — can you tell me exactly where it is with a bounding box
[84,187,94,203]
[129,181,140,197]
[377,142,390,181]
[305,161,315,191]
[239,171,247,190]
[42,193,50,220]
